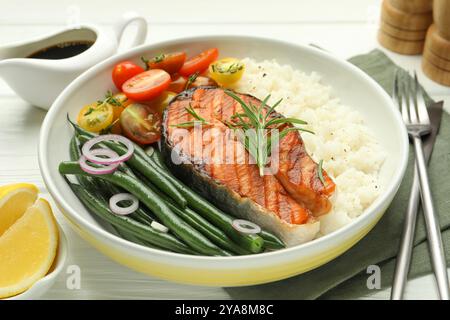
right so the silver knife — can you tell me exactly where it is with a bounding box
[391,100,444,300]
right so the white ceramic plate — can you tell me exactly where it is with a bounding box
[38,35,408,286]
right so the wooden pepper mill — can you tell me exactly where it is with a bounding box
[422,0,450,86]
[378,0,433,55]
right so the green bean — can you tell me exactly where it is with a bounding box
[119,162,137,179]
[150,148,286,251]
[66,182,196,255]
[112,226,166,250]
[173,206,250,255]
[142,151,265,253]
[59,161,230,256]
[74,132,186,209]
[123,146,265,253]
[145,146,167,169]
[69,135,96,189]
[259,231,285,249]
[139,174,249,255]
[70,134,154,226]
[88,176,155,226]
[69,118,284,252]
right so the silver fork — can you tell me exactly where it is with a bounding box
[393,71,450,300]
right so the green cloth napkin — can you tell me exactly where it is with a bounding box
[225,49,450,300]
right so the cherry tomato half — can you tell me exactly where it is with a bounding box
[168,74,187,93]
[107,92,134,134]
[119,103,162,144]
[179,48,219,77]
[209,57,245,86]
[77,102,114,133]
[112,61,145,90]
[146,52,186,74]
[108,92,133,120]
[145,91,177,115]
[122,69,171,101]
[168,74,217,93]
[189,75,217,88]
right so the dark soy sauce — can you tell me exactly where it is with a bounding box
[27,41,94,59]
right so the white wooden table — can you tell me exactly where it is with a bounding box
[1,0,449,300]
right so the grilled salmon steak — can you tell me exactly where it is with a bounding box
[162,87,336,246]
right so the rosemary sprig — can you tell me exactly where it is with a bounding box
[97,90,123,107]
[225,90,313,176]
[171,103,210,128]
[185,72,199,90]
[317,159,325,185]
[83,107,95,116]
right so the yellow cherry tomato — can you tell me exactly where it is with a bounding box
[146,91,177,114]
[107,92,133,120]
[208,58,245,86]
[77,102,114,133]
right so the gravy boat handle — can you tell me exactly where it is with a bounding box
[113,12,147,50]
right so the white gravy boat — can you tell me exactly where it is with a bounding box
[0,12,147,109]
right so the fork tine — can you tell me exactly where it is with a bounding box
[414,72,430,125]
[392,69,399,104]
[406,72,419,124]
[392,69,398,96]
[398,72,409,123]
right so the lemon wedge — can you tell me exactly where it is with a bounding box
[0,198,59,299]
[0,183,38,237]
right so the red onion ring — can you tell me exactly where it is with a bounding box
[79,149,120,175]
[232,219,261,234]
[151,221,169,233]
[109,193,139,216]
[82,134,134,165]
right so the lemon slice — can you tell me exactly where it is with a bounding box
[0,183,38,237]
[0,198,58,299]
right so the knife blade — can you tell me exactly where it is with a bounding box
[391,100,444,300]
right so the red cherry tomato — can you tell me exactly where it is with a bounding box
[179,48,219,76]
[146,52,186,74]
[112,61,145,90]
[122,69,171,101]
[168,74,188,93]
[168,74,218,93]
[189,75,217,88]
[119,103,162,144]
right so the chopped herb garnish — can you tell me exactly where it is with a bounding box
[214,61,244,74]
[185,72,199,90]
[153,53,165,63]
[317,160,325,185]
[104,90,122,106]
[225,90,313,176]
[140,56,150,70]
[84,107,95,116]
[171,121,202,128]
[171,103,210,128]
[96,90,123,109]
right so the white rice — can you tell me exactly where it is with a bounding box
[232,58,386,236]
